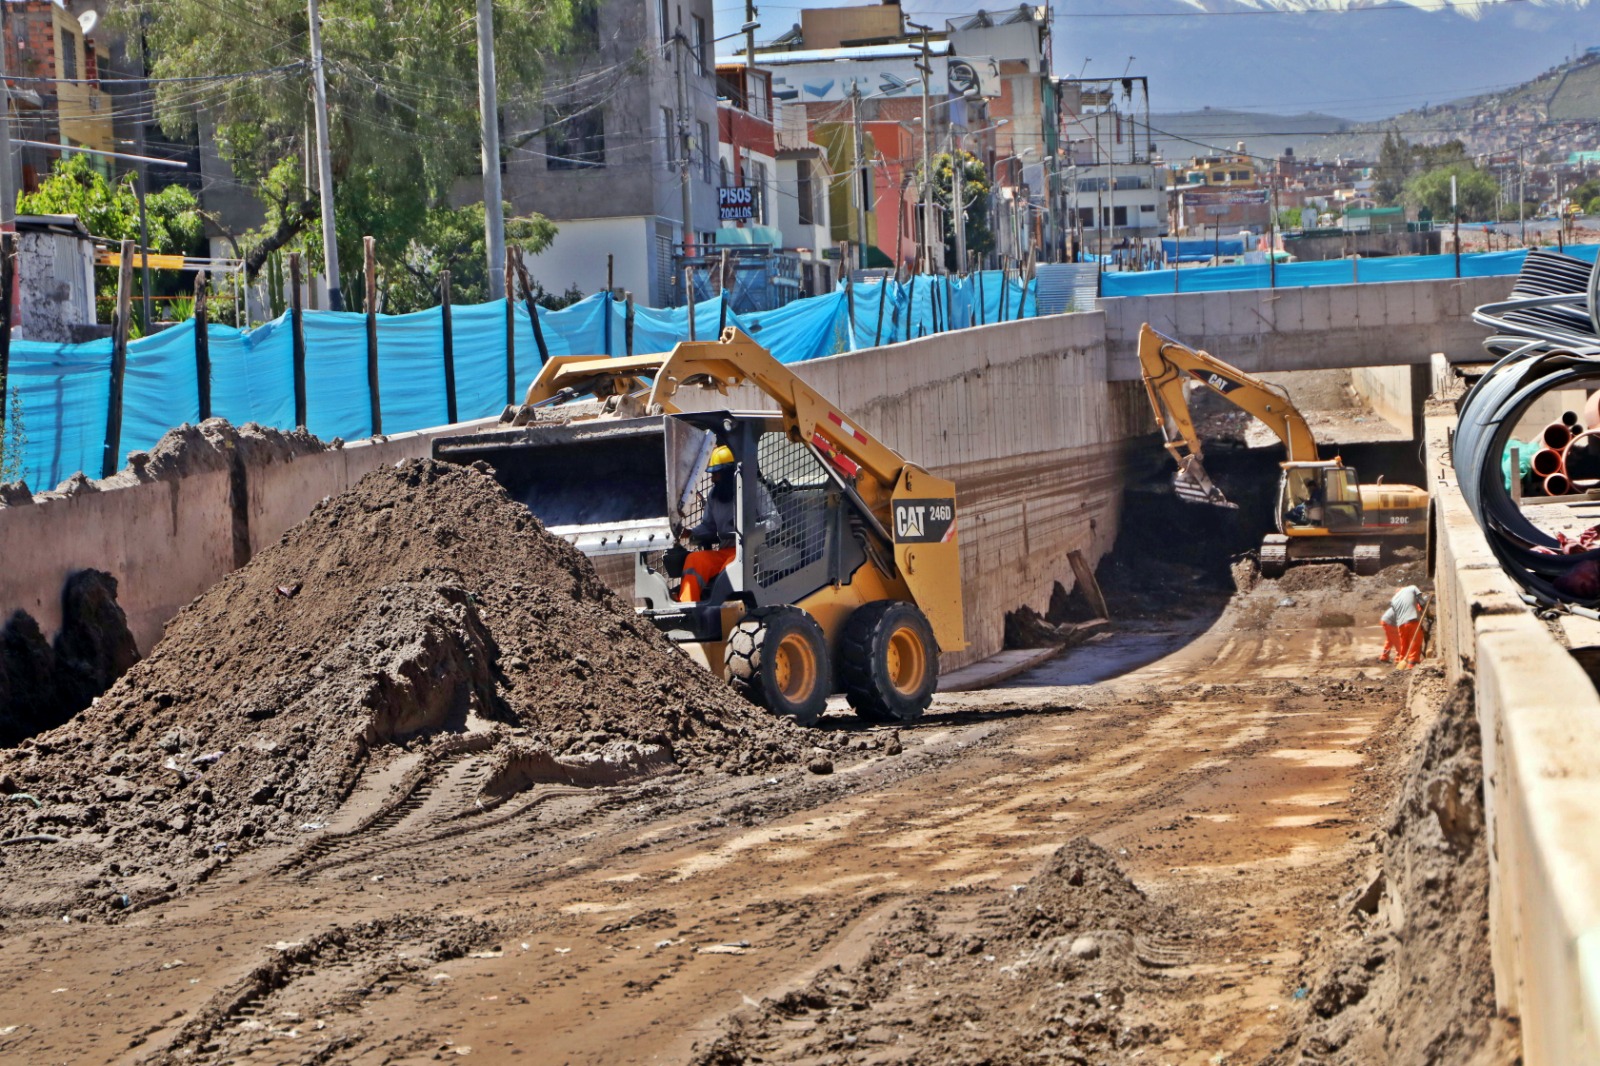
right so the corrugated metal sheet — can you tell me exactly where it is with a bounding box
[1035,264,1098,314]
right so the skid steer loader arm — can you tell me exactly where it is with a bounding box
[516,329,966,652]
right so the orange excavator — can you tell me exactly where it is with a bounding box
[1137,323,1429,577]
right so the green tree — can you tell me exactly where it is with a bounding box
[389,202,557,313]
[1373,129,1411,205]
[1403,163,1499,222]
[16,154,205,321]
[135,0,586,293]
[929,150,993,271]
[1276,206,1304,231]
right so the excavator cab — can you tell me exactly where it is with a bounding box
[1280,462,1362,533]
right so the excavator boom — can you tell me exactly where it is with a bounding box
[1137,323,1320,505]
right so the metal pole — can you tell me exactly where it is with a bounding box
[102,241,134,478]
[136,171,153,331]
[363,236,381,435]
[952,127,966,274]
[675,31,694,287]
[440,269,457,424]
[851,84,867,266]
[0,1,13,229]
[289,252,306,426]
[911,23,934,275]
[307,0,343,310]
[476,0,506,301]
[745,0,757,71]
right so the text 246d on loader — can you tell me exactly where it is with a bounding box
[1137,323,1428,577]
[432,328,965,726]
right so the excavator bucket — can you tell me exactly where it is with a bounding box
[1173,455,1238,509]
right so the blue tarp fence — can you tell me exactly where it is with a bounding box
[3,270,1037,489]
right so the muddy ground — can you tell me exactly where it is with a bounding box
[0,518,1518,1066]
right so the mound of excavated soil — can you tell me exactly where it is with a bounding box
[693,839,1196,1065]
[0,459,808,914]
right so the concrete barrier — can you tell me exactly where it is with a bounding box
[1102,276,1511,381]
[0,420,494,655]
[1428,410,1600,1064]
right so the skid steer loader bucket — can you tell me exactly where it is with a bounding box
[434,418,675,555]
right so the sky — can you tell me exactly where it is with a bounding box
[713,0,1600,123]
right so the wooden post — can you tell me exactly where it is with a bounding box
[364,236,382,436]
[289,252,307,428]
[624,291,635,356]
[872,276,886,346]
[685,267,697,341]
[998,263,1010,322]
[844,274,855,349]
[513,249,550,367]
[503,250,516,405]
[943,273,953,332]
[0,233,14,459]
[717,249,729,335]
[903,272,915,340]
[607,253,614,293]
[602,289,612,356]
[193,271,211,421]
[440,269,457,424]
[101,240,134,478]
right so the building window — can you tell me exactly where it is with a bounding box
[698,120,713,181]
[1210,171,1225,182]
[1230,170,1251,182]
[748,159,767,224]
[1077,206,1095,228]
[545,103,605,169]
[692,14,708,73]
[1113,205,1128,226]
[663,107,677,164]
[749,71,770,120]
[796,160,813,226]
[719,158,730,188]
[562,1,600,52]
[60,29,78,81]
[658,0,670,43]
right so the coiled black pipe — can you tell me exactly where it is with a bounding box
[1454,346,1600,603]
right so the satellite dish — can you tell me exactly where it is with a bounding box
[78,10,99,35]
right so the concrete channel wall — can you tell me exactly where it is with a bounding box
[1,313,1145,671]
[1428,411,1600,1064]
[1100,276,1509,381]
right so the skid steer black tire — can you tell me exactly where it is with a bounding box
[841,601,939,724]
[724,606,830,727]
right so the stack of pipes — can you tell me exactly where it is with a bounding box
[1524,402,1600,498]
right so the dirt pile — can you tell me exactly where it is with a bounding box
[0,570,141,746]
[693,839,1198,1065]
[0,459,808,915]
[1274,678,1520,1064]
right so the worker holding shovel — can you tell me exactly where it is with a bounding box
[1379,584,1427,668]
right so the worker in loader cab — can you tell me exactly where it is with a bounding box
[674,444,781,602]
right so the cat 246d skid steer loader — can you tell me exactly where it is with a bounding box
[432,328,965,726]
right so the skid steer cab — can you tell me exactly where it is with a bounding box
[432,329,966,726]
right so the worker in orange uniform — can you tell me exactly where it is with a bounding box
[675,444,780,602]
[1379,584,1426,668]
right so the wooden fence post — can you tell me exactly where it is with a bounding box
[0,233,15,460]
[193,271,211,421]
[685,267,696,341]
[364,236,382,436]
[101,240,134,477]
[289,252,307,427]
[844,274,854,349]
[503,250,516,406]
[624,292,635,356]
[513,249,549,367]
[872,276,886,346]
[440,269,457,424]
[717,249,729,335]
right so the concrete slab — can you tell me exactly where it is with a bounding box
[938,645,1066,692]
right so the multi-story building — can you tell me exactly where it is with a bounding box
[1170,146,1271,235]
[3,1,116,189]
[516,0,719,307]
[1058,76,1164,255]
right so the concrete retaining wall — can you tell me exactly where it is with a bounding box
[1428,411,1600,1065]
[0,421,494,655]
[1349,364,1423,438]
[1102,276,1510,381]
[685,313,1145,667]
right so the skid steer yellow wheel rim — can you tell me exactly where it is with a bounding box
[773,632,818,703]
[885,625,927,697]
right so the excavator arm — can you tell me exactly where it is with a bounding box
[1136,323,1321,505]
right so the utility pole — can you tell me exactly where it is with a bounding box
[674,30,695,293]
[850,84,867,271]
[745,0,757,71]
[951,125,966,272]
[307,0,343,310]
[910,22,934,273]
[476,0,506,301]
[0,1,13,229]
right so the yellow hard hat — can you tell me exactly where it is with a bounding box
[707,444,735,472]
